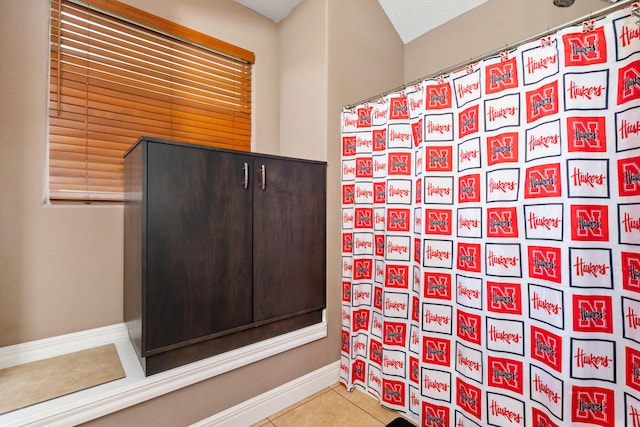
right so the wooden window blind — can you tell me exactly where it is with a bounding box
[49,0,254,202]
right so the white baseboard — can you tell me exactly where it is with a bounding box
[0,316,329,427]
[191,361,341,427]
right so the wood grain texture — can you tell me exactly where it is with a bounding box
[124,138,326,375]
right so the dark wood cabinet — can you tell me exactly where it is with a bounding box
[252,156,326,322]
[124,137,326,375]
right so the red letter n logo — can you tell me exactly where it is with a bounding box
[563,28,607,67]
[425,83,452,110]
[526,81,558,123]
[531,325,562,372]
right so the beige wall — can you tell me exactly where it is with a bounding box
[404,0,614,82]
[0,1,123,345]
[328,0,404,107]
[279,0,327,161]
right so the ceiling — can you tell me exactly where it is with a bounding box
[232,0,489,44]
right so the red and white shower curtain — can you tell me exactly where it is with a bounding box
[340,5,640,427]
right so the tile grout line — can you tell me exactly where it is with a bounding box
[265,387,332,423]
[330,387,391,426]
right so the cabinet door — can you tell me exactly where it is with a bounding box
[252,157,326,322]
[145,142,253,353]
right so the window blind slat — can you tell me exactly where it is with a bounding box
[58,22,252,80]
[55,6,252,101]
[58,58,251,108]
[49,0,253,202]
[52,67,251,118]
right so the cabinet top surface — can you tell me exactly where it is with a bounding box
[124,136,327,166]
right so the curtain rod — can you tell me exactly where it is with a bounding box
[344,0,637,110]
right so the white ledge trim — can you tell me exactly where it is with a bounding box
[0,316,328,427]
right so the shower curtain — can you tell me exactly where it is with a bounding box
[340,5,640,427]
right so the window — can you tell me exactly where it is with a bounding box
[49,0,254,202]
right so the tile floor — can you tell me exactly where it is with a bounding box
[250,383,414,427]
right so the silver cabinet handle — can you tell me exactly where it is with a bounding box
[243,162,249,189]
[260,164,266,191]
